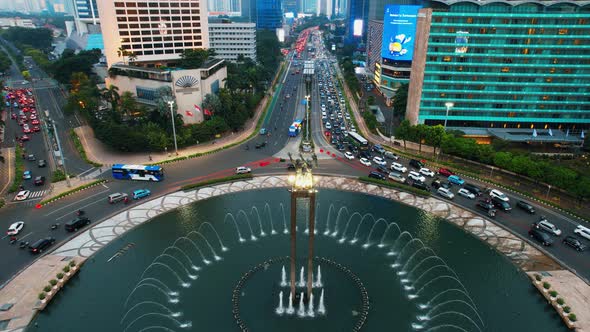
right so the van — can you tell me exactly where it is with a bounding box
[108,192,128,204]
[65,217,91,232]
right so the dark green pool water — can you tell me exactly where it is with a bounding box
[31,189,566,332]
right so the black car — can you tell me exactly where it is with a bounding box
[368,171,386,180]
[359,151,372,159]
[412,181,429,191]
[528,228,553,246]
[29,237,55,253]
[376,165,389,174]
[463,183,482,196]
[37,159,46,168]
[491,197,512,212]
[65,217,91,232]
[517,200,535,214]
[431,180,451,190]
[562,236,586,251]
[34,176,45,186]
[476,200,497,216]
[409,159,424,169]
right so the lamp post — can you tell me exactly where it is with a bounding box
[167,100,179,156]
[443,102,454,129]
[305,95,310,142]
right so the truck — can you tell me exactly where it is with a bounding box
[288,119,303,137]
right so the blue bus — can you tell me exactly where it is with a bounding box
[111,164,164,181]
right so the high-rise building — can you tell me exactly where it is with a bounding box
[283,0,298,14]
[301,0,316,14]
[317,0,332,18]
[208,0,242,17]
[256,0,282,29]
[97,0,225,124]
[407,1,590,132]
[345,0,368,42]
[209,22,257,62]
[73,0,99,31]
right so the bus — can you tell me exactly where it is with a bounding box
[289,119,303,137]
[111,164,164,181]
[347,132,369,150]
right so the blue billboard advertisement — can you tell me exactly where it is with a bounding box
[381,5,422,62]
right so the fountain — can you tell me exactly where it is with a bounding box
[297,266,305,288]
[297,292,306,317]
[317,289,326,315]
[275,291,285,315]
[314,265,322,287]
[280,266,287,287]
[286,292,295,315]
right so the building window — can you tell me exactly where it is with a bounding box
[501,67,510,73]
[558,29,568,35]
[136,87,158,101]
[443,56,451,62]
[466,17,473,23]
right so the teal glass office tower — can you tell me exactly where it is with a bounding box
[407,1,590,130]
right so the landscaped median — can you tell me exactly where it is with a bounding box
[9,145,24,193]
[181,173,253,191]
[39,179,107,206]
[358,176,431,197]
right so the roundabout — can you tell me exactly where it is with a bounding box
[29,176,569,331]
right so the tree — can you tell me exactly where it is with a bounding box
[119,91,137,118]
[179,49,212,69]
[392,83,409,117]
[100,85,120,114]
[2,27,53,50]
[425,125,445,156]
[202,93,221,114]
[395,119,411,150]
[493,152,513,170]
[117,46,129,64]
[127,52,138,64]
[414,124,428,153]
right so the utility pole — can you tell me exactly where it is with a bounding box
[53,123,70,187]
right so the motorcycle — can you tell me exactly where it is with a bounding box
[76,210,85,216]
[19,241,29,249]
[50,223,59,230]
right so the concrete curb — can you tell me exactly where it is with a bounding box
[39,179,107,206]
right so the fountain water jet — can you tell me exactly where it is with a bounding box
[317,289,326,315]
[314,265,322,287]
[121,301,182,324]
[276,291,285,315]
[297,292,306,317]
[307,293,315,317]
[280,266,288,287]
[286,292,295,314]
[297,267,306,287]
[198,222,229,251]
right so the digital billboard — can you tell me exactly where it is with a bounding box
[455,31,469,53]
[353,19,363,37]
[381,5,422,62]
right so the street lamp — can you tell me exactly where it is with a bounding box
[167,100,179,156]
[443,102,454,129]
[305,95,310,142]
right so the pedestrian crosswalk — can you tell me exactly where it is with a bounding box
[28,189,49,199]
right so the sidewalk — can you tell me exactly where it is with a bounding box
[75,94,270,166]
[0,147,14,197]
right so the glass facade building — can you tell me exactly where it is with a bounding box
[408,1,590,130]
[256,0,283,30]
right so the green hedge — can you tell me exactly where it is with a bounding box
[51,169,66,182]
[40,179,107,205]
[359,176,431,197]
[181,174,253,191]
[0,198,5,209]
[70,129,102,167]
[9,145,24,193]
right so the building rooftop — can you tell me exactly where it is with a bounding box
[111,58,225,73]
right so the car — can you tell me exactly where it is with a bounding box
[15,190,30,201]
[388,172,406,183]
[23,170,32,180]
[384,151,399,160]
[7,221,25,235]
[38,159,46,167]
[259,128,267,135]
[31,119,40,125]
[438,168,455,177]
[325,122,332,130]
[409,159,424,169]
[65,217,91,232]
[491,197,512,211]
[372,156,386,166]
[447,175,465,185]
[359,158,371,167]
[32,126,40,132]
[463,183,482,196]
[476,200,497,216]
[255,141,266,149]
[108,192,129,204]
[34,176,45,186]
[376,165,389,174]
[235,166,251,174]
[132,189,151,200]
[27,154,36,161]
[419,168,435,177]
[533,218,562,236]
[21,135,30,141]
[391,162,407,173]
[437,187,454,199]
[516,200,535,214]
[412,181,429,191]
[368,171,385,180]
[23,126,31,134]
[408,171,426,183]
[29,237,55,253]
[344,151,354,160]
[574,225,590,241]
[372,145,385,154]
[29,114,37,120]
[562,236,586,251]
[488,189,509,202]
[528,228,553,246]
[457,188,475,199]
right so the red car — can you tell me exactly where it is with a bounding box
[31,119,40,125]
[30,114,37,120]
[23,127,31,134]
[21,135,30,141]
[32,126,40,132]
[438,168,455,177]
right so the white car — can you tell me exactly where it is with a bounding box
[235,166,251,174]
[574,225,590,241]
[7,221,24,235]
[391,162,407,173]
[360,158,371,167]
[408,171,426,183]
[372,156,387,166]
[489,189,509,202]
[457,188,475,199]
[14,190,30,201]
[437,187,455,199]
[535,218,562,236]
[325,122,332,130]
[344,151,354,160]
[419,167,435,177]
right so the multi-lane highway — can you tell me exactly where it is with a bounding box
[0,33,589,291]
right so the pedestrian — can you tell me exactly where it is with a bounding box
[148,155,153,161]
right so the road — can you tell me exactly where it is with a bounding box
[0,34,589,291]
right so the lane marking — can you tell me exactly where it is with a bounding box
[54,196,108,221]
[43,188,111,216]
[17,232,34,241]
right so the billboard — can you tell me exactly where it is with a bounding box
[353,19,363,37]
[455,31,469,53]
[381,5,422,62]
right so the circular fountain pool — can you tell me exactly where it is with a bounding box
[32,189,566,331]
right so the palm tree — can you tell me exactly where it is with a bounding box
[100,84,120,112]
[117,47,129,64]
[127,52,138,64]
